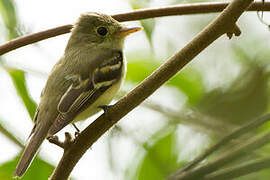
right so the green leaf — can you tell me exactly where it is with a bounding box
[0,118,23,148]
[125,126,187,180]
[0,0,19,39]
[129,0,155,47]
[126,59,159,83]
[6,68,37,120]
[171,0,219,4]
[168,68,205,105]
[129,0,150,10]
[126,59,205,105]
[0,154,54,180]
[140,19,155,47]
[135,131,181,180]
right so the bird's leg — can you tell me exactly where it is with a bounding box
[98,105,112,114]
[72,123,80,137]
[98,105,113,121]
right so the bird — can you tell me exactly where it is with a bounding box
[14,12,141,178]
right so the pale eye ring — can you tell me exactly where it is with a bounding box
[97,27,108,36]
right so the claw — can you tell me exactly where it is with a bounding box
[72,123,80,137]
[98,105,111,113]
[98,105,112,121]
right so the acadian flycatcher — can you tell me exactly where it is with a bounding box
[14,12,141,177]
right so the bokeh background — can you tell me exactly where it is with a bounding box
[1,0,270,179]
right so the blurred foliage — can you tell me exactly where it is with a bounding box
[0,0,20,39]
[126,58,205,105]
[171,0,222,4]
[124,1,270,179]
[0,0,37,121]
[136,133,178,180]
[0,0,35,118]
[5,68,37,119]
[126,126,186,180]
[0,155,55,180]
[129,0,155,48]
[0,119,23,148]
[140,19,155,48]
[0,0,40,179]
[196,61,269,125]
[194,46,269,126]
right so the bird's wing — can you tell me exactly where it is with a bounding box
[48,51,123,135]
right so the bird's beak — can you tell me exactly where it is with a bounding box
[117,26,142,37]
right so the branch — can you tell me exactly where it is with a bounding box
[49,0,254,179]
[0,25,72,56]
[202,157,270,180]
[47,132,74,149]
[170,130,270,180]
[173,113,270,175]
[0,1,269,55]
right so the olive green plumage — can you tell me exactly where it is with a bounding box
[14,12,141,178]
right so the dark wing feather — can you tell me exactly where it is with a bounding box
[49,85,112,135]
[58,78,93,113]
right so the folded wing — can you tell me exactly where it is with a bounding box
[48,51,123,135]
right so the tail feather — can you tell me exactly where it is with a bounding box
[14,121,51,178]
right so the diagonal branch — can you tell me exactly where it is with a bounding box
[0,1,269,55]
[49,0,254,179]
[170,130,270,180]
[202,157,270,180]
[175,113,270,174]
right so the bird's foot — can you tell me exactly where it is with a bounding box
[98,105,113,121]
[72,123,80,137]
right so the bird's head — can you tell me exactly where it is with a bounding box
[68,12,141,50]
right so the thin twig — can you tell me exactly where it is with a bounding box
[49,0,254,179]
[202,157,270,180]
[47,136,65,149]
[47,132,74,149]
[0,122,24,148]
[170,130,270,180]
[172,113,270,175]
[0,2,269,55]
[0,25,72,56]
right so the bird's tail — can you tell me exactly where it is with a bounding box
[14,121,50,178]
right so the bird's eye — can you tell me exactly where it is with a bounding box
[97,27,108,36]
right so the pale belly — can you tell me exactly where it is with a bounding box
[73,60,126,121]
